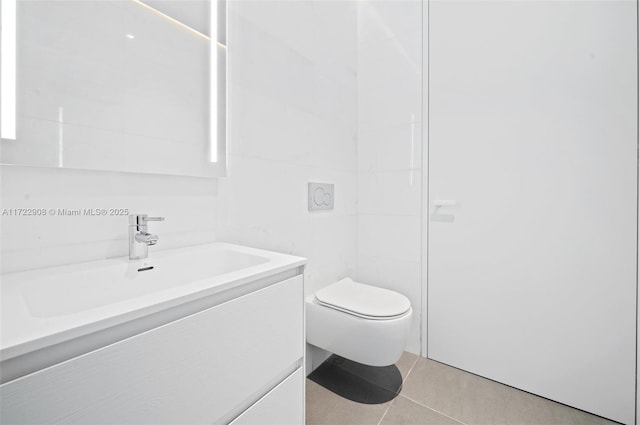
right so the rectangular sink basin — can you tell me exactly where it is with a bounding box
[20,247,269,318]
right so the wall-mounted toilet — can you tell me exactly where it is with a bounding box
[306,278,412,367]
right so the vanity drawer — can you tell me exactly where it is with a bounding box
[230,367,304,425]
[1,274,304,424]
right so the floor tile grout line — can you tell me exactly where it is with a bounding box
[399,394,468,425]
[377,356,426,425]
[402,355,419,383]
[370,353,418,425]
[375,399,394,425]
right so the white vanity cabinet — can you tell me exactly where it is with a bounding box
[1,274,305,424]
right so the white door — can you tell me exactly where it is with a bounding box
[427,1,637,424]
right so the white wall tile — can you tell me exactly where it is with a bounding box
[305,215,358,296]
[232,1,316,63]
[228,85,315,164]
[357,215,421,263]
[357,31,421,88]
[229,14,317,117]
[356,0,424,354]
[229,85,356,172]
[358,77,421,128]
[356,254,422,355]
[233,0,357,85]
[222,0,358,297]
[356,255,421,307]
[358,122,422,172]
[1,166,220,273]
[218,153,358,293]
[358,0,422,45]
[358,170,421,216]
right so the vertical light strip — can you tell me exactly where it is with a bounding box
[209,0,218,162]
[1,0,17,140]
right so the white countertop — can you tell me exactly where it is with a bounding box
[1,243,306,362]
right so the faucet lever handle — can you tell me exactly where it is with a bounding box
[129,214,165,227]
[143,216,165,222]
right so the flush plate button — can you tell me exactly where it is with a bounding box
[308,182,334,211]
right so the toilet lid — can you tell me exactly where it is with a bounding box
[314,278,411,319]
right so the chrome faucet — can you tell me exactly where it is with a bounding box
[129,214,165,260]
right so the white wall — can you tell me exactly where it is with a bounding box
[1,0,358,300]
[221,1,358,373]
[219,0,358,299]
[0,166,221,273]
[224,0,356,372]
[356,0,423,354]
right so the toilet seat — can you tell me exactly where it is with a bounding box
[314,278,411,320]
[307,277,413,366]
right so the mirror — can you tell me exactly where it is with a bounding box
[0,0,226,177]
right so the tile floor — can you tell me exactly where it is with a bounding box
[306,352,618,425]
